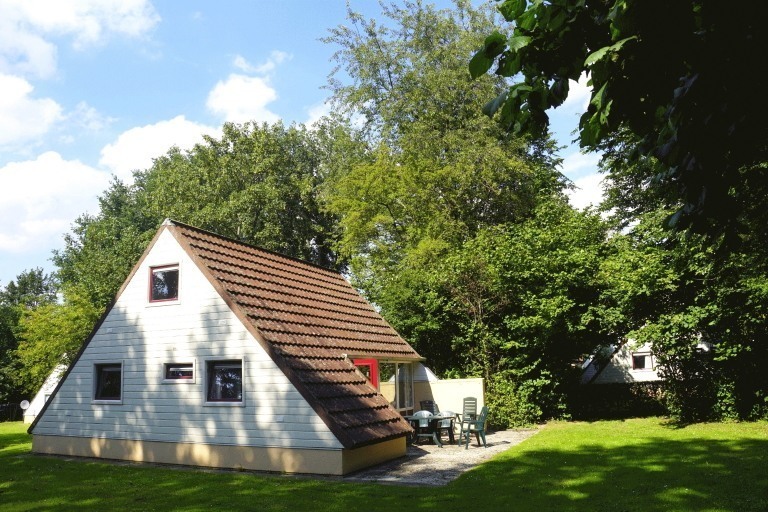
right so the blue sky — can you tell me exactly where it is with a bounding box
[0,0,601,286]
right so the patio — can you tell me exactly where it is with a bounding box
[344,428,539,486]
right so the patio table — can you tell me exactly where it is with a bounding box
[404,412,457,447]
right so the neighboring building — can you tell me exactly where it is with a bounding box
[581,342,661,384]
[23,364,66,424]
[29,219,423,475]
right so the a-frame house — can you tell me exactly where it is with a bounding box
[29,219,421,475]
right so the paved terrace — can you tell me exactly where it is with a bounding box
[344,428,539,486]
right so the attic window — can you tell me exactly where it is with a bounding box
[150,265,179,302]
[632,353,653,370]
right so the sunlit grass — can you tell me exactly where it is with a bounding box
[1,418,766,511]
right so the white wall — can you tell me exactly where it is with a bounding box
[23,364,66,423]
[33,229,342,450]
[593,343,661,384]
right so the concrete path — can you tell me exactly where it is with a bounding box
[343,428,539,486]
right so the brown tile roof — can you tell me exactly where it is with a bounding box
[167,220,421,449]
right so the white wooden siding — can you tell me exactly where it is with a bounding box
[593,343,661,384]
[34,230,342,450]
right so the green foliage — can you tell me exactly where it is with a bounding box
[486,371,560,428]
[0,269,58,402]
[437,201,607,423]
[474,0,768,235]
[136,121,345,269]
[15,288,100,395]
[55,121,351,311]
[324,1,608,423]
[594,203,768,422]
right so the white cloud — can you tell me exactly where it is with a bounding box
[99,115,218,182]
[0,151,109,253]
[206,51,291,124]
[560,149,604,210]
[233,51,290,75]
[562,73,592,113]
[68,101,116,131]
[305,101,331,126]
[0,0,160,79]
[567,172,605,210]
[0,73,63,147]
[560,150,601,180]
[206,74,280,124]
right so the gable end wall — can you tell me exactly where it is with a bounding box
[32,230,343,451]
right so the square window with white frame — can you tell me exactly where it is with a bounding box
[632,353,654,370]
[149,264,179,302]
[94,363,122,401]
[206,360,243,403]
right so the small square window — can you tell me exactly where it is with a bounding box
[95,363,122,401]
[164,362,194,381]
[207,360,243,402]
[632,353,653,370]
[150,265,179,302]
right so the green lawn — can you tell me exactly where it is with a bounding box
[2,418,767,511]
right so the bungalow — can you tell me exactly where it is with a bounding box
[28,219,423,475]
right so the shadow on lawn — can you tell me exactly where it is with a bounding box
[2,431,767,512]
[441,436,768,512]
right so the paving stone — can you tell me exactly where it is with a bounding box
[344,428,539,486]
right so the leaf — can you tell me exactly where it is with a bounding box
[482,90,509,117]
[498,0,528,22]
[584,46,611,68]
[507,35,532,52]
[590,82,608,110]
[583,36,637,67]
[469,32,508,79]
[495,52,522,77]
[548,78,569,108]
[469,50,494,79]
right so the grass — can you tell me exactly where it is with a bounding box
[1,418,767,511]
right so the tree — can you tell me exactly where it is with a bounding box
[324,0,566,268]
[0,269,58,401]
[593,207,768,421]
[470,0,768,235]
[324,1,610,426]
[15,288,100,395]
[439,200,608,425]
[55,121,351,310]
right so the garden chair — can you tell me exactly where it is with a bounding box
[420,400,439,414]
[436,410,457,444]
[460,396,477,422]
[458,405,488,449]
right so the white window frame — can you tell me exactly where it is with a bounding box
[203,357,245,407]
[631,352,654,371]
[93,361,124,404]
[162,360,196,384]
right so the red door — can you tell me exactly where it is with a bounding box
[353,358,379,388]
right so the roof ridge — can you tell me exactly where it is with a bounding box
[167,218,341,274]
